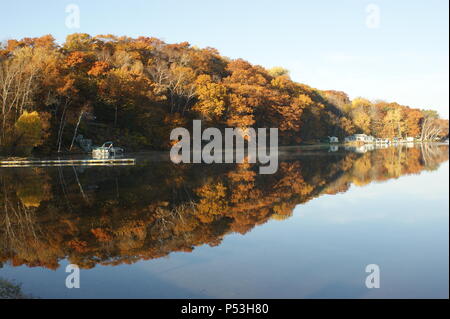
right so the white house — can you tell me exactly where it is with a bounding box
[344,134,375,144]
[328,136,339,143]
[329,145,339,152]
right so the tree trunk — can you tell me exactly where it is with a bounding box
[69,110,84,151]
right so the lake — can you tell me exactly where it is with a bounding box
[0,144,448,299]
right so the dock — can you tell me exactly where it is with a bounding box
[0,158,136,168]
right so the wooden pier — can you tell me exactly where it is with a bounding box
[0,158,135,168]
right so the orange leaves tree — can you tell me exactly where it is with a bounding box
[1,32,448,156]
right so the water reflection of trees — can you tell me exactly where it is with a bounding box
[0,145,448,269]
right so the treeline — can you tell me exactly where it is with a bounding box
[0,144,447,269]
[0,34,448,155]
[323,91,448,141]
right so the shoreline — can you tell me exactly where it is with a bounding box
[1,142,448,163]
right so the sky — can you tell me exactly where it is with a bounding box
[1,0,448,118]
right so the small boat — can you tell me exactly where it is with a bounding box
[92,142,124,159]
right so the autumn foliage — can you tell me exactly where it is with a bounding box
[0,144,447,269]
[1,34,447,156]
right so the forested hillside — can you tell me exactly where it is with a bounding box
[0,34,448,155]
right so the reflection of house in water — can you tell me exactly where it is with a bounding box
[346,142,420,154]
[345,144,375,153]
[345,142,416,154]
[374,143,389,149]
[329,145,339,152]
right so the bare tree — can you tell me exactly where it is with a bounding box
[0,47,56,146]
[420,117,445,141]
[0,52,37,144]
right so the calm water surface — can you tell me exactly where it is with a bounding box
[0,144,448,298]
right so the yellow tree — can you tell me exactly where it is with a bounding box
[14,111,44,155]
[351,108,372,134]
[382,108,406,138]
[192,74,227,121]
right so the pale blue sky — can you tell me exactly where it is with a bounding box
[1,0,448,117]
